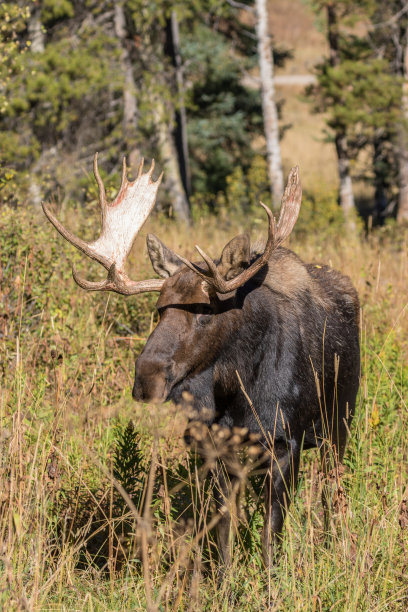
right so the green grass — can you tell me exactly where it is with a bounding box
[1,203,407,610]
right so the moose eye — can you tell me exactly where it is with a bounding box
[195,305,213,326]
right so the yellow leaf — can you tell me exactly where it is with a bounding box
[369,404,380,428]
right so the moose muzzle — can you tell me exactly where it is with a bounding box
[132,356,171,402]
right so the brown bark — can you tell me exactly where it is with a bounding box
[166,11,191,197]
[155,103,191,224]
[114,3,140,170]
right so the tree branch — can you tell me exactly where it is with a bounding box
[226,0,255,13]
[371,3,408,29]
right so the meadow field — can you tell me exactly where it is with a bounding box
[1,193,407,611]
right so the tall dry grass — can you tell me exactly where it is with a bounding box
[1,202,407,610]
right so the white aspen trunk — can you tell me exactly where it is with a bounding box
[28,6,44,53]
[398,42,408,223]
[114,3,140,170]
[336,134,355,219]
[327,4,356,226]
[28,6,44,206]
[255,0,284,208]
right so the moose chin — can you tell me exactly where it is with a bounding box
[43,155,360,570]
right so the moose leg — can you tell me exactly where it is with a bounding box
[262,439,300,569]
[320,418,348,536]
[213,460,240,568]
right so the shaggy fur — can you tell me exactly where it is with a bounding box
[133,240,360,567]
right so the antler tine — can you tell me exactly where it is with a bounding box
[73,265,110,291]
[72,264,164,295]
[43,153,166,296]
[195,246,220,277]
[137,158,144,179]
[274,165,302,246]
[121,156,128,188]
[93,152,107,211]
[259,200,277,249]
[174,252,214,282]
[147,159,155,180]
[42,200,112,270]
[174,166,301,295]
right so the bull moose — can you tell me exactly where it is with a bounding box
[43,155,360,568]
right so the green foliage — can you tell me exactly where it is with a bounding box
[113,420,145,509]
[215,154,271,217]
[0,0,269,215]
[310,58,402,154]
[307,0,407,219]
[294,186,347,239]
[41,0,74,23]
[183,24,262,196]
[5,34,122,198]
[0,2,32,203]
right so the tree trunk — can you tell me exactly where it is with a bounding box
[28,5,45,54]
[155,103,191,224]
[397,41,408,223]
[373,133,388,224]
[114,2,140,170]
[28,5,45,206]
[255,0,284,209]
[165,11,191,197]
[335,134,355,218]
[327,3,356,221]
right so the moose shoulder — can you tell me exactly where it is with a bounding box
[43,158,360,569]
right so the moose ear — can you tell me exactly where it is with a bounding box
[218,233,251,281]
[146,234,183,278]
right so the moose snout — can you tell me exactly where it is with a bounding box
[132,357,172,402]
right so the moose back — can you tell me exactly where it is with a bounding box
[43,157,360,567]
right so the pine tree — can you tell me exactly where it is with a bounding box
[308,1,402,223]
[182,21,263,198]
[366,1,408,223]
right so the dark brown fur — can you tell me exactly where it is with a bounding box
[133,238,360,568]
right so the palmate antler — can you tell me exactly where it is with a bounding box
[42,154,164,295]
[176,166,302,293]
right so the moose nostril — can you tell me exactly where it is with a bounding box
[133,356,172,402]
[132,370,169,402]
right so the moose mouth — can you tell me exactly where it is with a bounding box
[132,367,189,404]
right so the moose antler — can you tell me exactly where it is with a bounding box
[42,154,164,295]
[176,166,302,294]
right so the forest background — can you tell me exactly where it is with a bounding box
[2,0,408,225]
[0,1,408,610]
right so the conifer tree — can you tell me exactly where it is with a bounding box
[367,0,408,223]
[308,1,402,223]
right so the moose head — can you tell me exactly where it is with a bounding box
[43,154,302,409]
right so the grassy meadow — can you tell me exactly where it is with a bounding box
[0,192,407,611]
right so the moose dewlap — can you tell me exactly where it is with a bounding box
[43,156,360,568]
